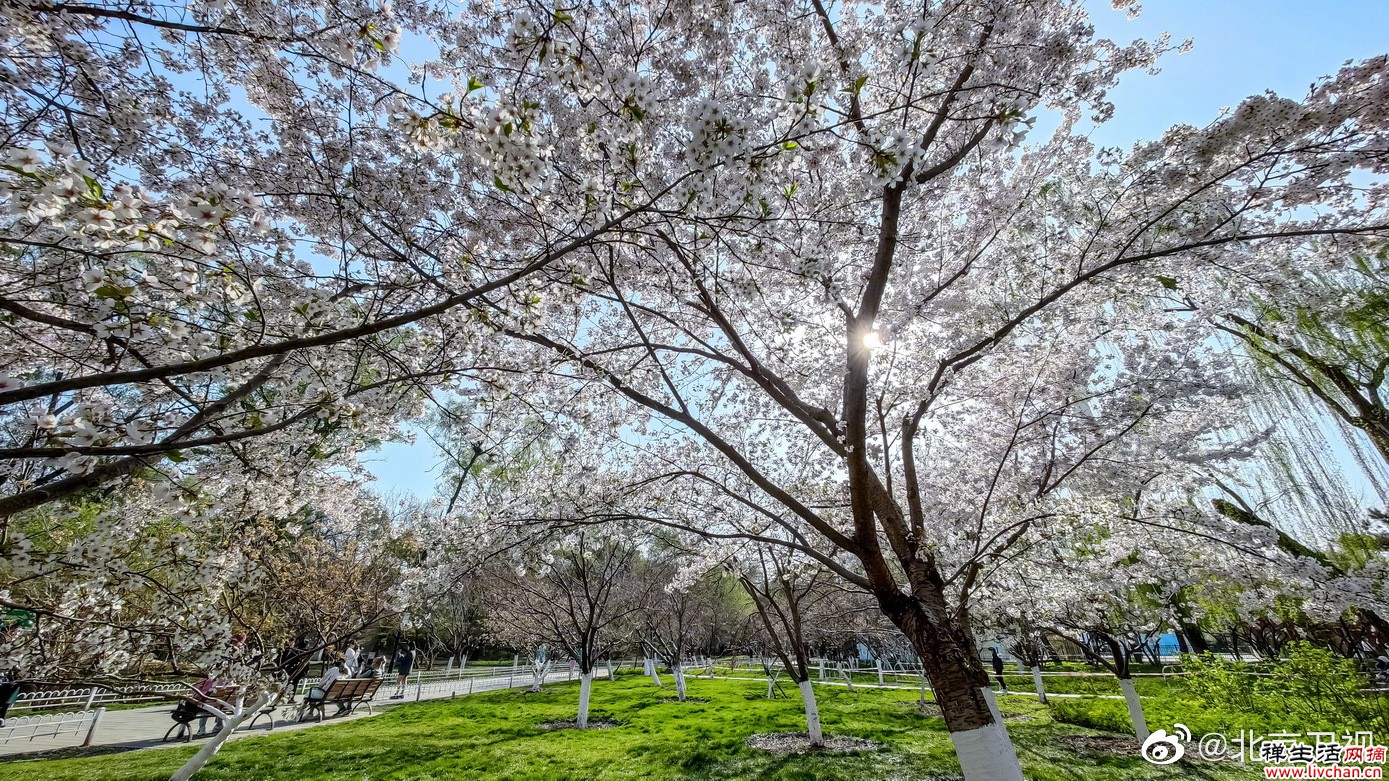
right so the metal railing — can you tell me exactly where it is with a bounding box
[13,684,187,714]
[0,708,105,746]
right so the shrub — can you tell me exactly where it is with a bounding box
[1052,644,1389,738]
[1181,652,1259,712]
[1258,642,1388,733]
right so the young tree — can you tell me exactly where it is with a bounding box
[984,612,1053,704]
[642,556,740,702]
[735,546,847,747]
[409,573,492,667]
[487,529,648,727]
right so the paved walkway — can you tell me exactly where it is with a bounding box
[0,669,578,760]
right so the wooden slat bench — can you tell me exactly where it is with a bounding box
[299,678,382,722]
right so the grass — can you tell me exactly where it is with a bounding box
[0,675,1265,781]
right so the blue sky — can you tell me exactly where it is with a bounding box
[1086,0,1389,147]
[362,0,1389,500]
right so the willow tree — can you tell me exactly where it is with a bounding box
[1214,254,1389,468]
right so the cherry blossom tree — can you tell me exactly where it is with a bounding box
[8,1,1389,777]
[428,2,1389,774]
[485,528,649,727]
[641,554,740,702]
[406,572,491,666]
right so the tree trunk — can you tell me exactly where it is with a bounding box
[577,672,593,729]
[798,680,824,747]
[883,585,1025,781]
[1186,626,1210,654]
[529,660,550,692]
[168,693,268,781]
[1118,677,1149,742]
[673,665,687,701]
[950,686,1024,781]
[1030,666,1047,704]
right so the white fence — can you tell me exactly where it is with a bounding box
[292,659,602,700]
[13,684,186,714]
[0,708,105,747]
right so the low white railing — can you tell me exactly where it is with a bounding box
[14,684,186,714]
[292,659,600,700]
[0,708,105,747]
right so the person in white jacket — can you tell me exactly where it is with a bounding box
[344,640,361,677]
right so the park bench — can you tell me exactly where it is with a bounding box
[164,684,241,743]
[299,678,382,722]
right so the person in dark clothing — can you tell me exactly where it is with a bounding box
[390,646,415,699]
[0,667,27,726]
[990,648,1009,693]
[281,637,312,702]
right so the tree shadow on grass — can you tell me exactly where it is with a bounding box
[0,745,148,764]
[1012,727,1252,780]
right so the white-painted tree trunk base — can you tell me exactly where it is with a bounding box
[1030,666,1048,703]
[529,659,551,692]
[798,680,823,747]
[1119,677,1149,741]
[946,687,1024,781]
[981,686,1004,723]
[577,673,593,729]
[674,667,687,701]
[949,689,1024,781]
[951,722,1025,781]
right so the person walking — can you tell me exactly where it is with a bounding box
[391,645,415,699]
[283,636,312,702]
[990,648,1009,694]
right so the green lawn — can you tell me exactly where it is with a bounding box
[1,676,1263,780]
